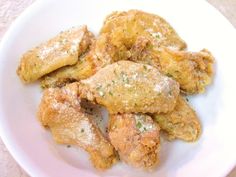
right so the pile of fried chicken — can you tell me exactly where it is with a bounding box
[17,10,214,171]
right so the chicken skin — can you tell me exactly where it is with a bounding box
[158,48,214,94]
[78,60,180,114]
[41,50,96,88]
[40,34,115,88]
[100,10,187,50]
[17,26,94,83]
[108,113,160,170]
[130,37,214,94]
[37,83,118,170]
[153,96,201,142]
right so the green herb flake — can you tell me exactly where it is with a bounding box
[136,121,142,129]
[156,34,160,39]
[147,44,153,50]
[166,73,173,78]
[81,129,84,133]
[109,91,113,96]
[143,65,147,70]
[121,71,129,83]
[168,90,172,96]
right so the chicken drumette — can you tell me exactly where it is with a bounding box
[154,96,201,141]
[78,60,180,114]
[17,26,94,83]
[108,113,160,170]
[38,83,118,170]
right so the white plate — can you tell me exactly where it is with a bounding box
[0,0,236,177]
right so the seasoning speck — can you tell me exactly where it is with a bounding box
[136,121,142,129]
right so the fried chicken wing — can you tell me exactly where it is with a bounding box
[40,34,116,88]
[17,26,94,83]
[100,10,186,50]
[108,113,160,170]
[40,50,95,88]
[67,9,186,75]
[37,83,118,170]
[153,96,201,142]
[158,48,214,94]
[131,37,214,94]
[78,60,179,114]
[89,9,186,70]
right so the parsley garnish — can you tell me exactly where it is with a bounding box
[166,73,173,78]
[136,121,142,129]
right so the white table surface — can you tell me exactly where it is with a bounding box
[0,0,235,176]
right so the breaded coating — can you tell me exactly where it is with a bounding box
[158,48,214,94]
[40,46,95,88]
[40,34,116,88]
[153,96,201,142]
[78,61,179,114]
[37,83,118,170]
[17,26,93,83]
[88,9,186,69]
[131,37,214,94]
[39,10,214,92]
[108,113,160,170]
[100,10,186,50]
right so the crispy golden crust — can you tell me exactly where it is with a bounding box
[108,113,160,170]
[130,37,214,94]
[17,26,93,83]
[89,34,127,69]
[40,32,95,88]
[100,10,187,50]
[89,9,186,70]
[40,33,121,88]
[158,48,214,94]
[153,96,201,142]
[37,83,118,170]
[130,36,161,69]
[78,61,180,114]
[39,10,214,93]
